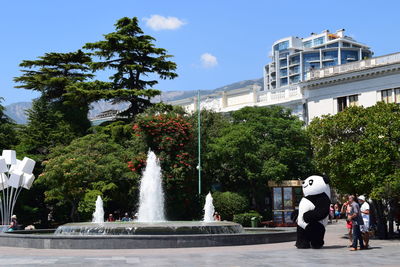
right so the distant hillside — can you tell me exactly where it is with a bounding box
[4,102,32,124]
[5,78,263,124]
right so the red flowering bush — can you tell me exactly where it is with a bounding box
[131,113,195,176]
[129,110,200,219]
[127,152,147,172]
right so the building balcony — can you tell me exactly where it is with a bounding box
[305,52,400,81]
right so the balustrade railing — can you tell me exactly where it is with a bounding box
[307,52,400,80]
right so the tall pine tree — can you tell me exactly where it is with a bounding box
[79,17,178,119]
[14,50,93,135]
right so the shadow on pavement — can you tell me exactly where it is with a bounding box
[322,245,347,249]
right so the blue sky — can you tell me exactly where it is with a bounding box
[1,0,400,105]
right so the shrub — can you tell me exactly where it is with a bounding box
[212,191,248,221]
[233,211,262,227]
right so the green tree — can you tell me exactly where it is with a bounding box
[72,17,177,119]
[0,97,18,150]
[14,50,93,135]
[38,134,136,222]
[207,106,313,211]
[212,191,249,221]
[17,98,77,160]
[307,102,400,238]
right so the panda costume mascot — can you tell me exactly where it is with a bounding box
[295,175,331,249]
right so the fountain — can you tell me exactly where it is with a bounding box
[2,150,296,249]
[54,151,243,236]
[92,196,104,223]
[203,192,215,222]
[137,151,165,222]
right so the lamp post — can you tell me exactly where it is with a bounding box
[0,150,36,227]
[197,90,201,195]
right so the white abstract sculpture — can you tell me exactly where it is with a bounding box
[0,150,36,226]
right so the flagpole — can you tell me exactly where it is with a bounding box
[197,90,201,195]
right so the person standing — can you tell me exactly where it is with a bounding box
[359,195,370,248]
[334,203,341,222]
[329,204,334,223]
[348,195,364,251]
[341,200,353,247]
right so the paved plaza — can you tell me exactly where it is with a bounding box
[0,220,398,266]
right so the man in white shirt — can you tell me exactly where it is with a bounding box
[359,195,370,248]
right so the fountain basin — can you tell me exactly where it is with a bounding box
[54,221,244,235]
[0,227,296,249]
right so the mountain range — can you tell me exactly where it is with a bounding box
[4,78,263,124]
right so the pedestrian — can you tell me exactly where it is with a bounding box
[121,212,131,222]
[107,214,115,222]
[348,195,365,251]
[358,195,370,249]
[334,203,341,222]
[213,212,221,221]
[341,199,353,247]
[8,215,18,231]
[329,204,334,223]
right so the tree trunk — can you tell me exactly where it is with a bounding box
[70,202,77,222]
[374,200,388,239]
[388,199,395,238]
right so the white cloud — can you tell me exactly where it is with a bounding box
[200,53,218,68]
[143,15,186,31]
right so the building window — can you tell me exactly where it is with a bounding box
[337,96,347,112]
[289,55,300,65]
[327,42,339,48]
[290,65,300,74]
[341,50,359,64]
[342,42,351,47]
[348,95,358,107]
[280,78,288,86]
[381,89,393,103]
[313,37,325,46]
[274,41,289,51]
[303,40,312,48]
[280,69,288,76]
[394,88,400,104]
[290,75,300,83]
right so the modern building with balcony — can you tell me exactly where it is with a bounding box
[264,29,372,90]
[169,52,400,124]
[168,31,400,125]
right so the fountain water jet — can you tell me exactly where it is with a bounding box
[203,192,215,222]
[92,196,104,223]
[137,151,165,222]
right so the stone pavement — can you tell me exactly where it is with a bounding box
[0,220,399,266]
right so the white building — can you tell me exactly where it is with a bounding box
[169,52,400,124]
[264,29,372,90]
[303,52,400,123]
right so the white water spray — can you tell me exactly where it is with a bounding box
[92,195,104,223]
[203,192,215,222]
[137,151,165,222]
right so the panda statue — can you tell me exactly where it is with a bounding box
[295,175,331,249]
